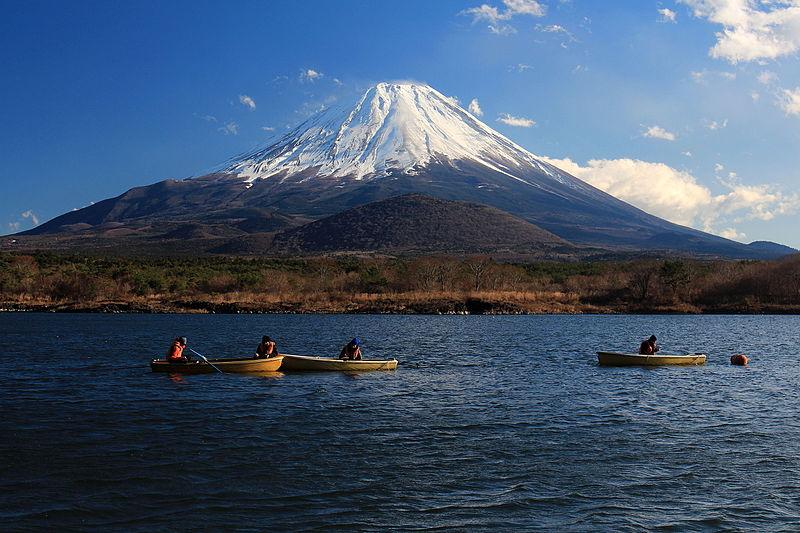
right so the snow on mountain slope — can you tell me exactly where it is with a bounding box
[225,82,589,193]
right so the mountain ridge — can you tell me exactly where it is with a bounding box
[11,81,795,260]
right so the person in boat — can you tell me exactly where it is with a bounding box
[339,337,362,361]
[639,335,659,355]
[167,336,189,363]
[255,336,279,358]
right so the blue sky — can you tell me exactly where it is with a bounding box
[2,0,799,246]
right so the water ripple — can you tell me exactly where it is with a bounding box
[2,314,800,530]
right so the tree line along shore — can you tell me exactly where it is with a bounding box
[1,252,799,314]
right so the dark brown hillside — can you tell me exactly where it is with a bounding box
[270,194,571,253]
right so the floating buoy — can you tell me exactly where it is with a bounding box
[730,353,749,366]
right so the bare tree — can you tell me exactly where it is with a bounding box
[465,257,493,291]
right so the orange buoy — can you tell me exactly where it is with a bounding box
[730,353,749,366]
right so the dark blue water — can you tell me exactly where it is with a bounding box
[2,314,799,531]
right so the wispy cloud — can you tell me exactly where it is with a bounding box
[8,222,20,231]
[461,0,546,35]
[218,122,239,135]
[642,125,676,141]
[268,75,289,85]
[757,71,778,85]
[497,113,535,127]
[690,69,736,84]
[705,118,728,130]
[468,98,484,116]
[508,63,533,72]
[535,23,577,43]
[200,114,217,122]
[261,126,276,132]
[779,87,800,116]
[300,69,323,83]
[238,95,256,110]
[658,8,677,23]
[21,210,39,226]
[679,0,800,63]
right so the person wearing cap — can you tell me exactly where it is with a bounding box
[255,336,279,358]
[639,335,659,355]
[339,338,362,360]
[167,336,189,363]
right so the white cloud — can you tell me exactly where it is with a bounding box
[238,95,256,110]
[658,8,677,23]
[333,78,343,86]
[504,0,546,17]
[536,23,575,36]
[8,222,20,231]
[690,69,736,84]
[497,113,536,127]
[468,98,484,116]
[779,87,800,115]
[719,228,746,241]
[261,126,275,132]
[300,69,323,82]
[21,210,39,226]
[539,156,800,235]
[508,63,533,72]
[200,114,217,122]
[642,125,677,141]
[679,0,800,63]
[218,122,239,135]
[490,23,517,34]
[715,163,725,172]
[705,118,729,130]
[757,70,778,85]
[683,151,693,157]
[461,0,546,34]
[751,91,761,101]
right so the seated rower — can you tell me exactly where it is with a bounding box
[339,337,362,361]
[167,336,189,363]
[639,335,659,355]
[255,336,279,358]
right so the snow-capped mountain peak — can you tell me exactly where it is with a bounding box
[225,82,561,185]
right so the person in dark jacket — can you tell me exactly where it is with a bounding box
[339,338,362,360]
[255,336,279,358]
[639,335,659,355]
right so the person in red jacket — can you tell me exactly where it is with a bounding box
[167,337,189,363]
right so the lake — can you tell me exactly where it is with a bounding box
[2,313,799,530]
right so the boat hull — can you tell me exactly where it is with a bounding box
[150,355,284,374]
[597,352,707,366]
[280,354,398,372]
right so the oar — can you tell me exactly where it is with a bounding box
[188,347,223,374]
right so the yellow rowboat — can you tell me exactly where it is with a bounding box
[597,352,707,366]
[150,355,284,374]
[280,354,398,372]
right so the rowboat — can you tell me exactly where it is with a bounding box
[280,354,398,372]
[150,355,284,374]
[597,352,707,366]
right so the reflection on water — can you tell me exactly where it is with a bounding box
[1,313,799,530]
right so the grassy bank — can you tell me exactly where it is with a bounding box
[1,252,799,314]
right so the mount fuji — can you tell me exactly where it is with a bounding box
[16,82,793,258]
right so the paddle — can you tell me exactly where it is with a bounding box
[188,347,224,374]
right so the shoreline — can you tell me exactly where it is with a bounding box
[3,299,799,315]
